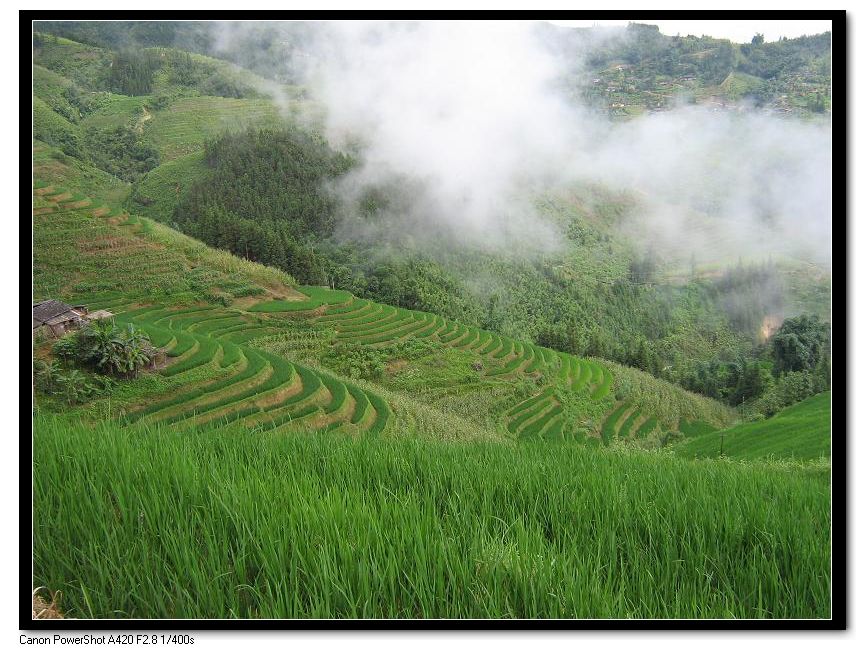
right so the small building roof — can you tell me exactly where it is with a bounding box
[44,313,80,326]
[89,310,114,320]
[33,300,72,324]
[32,300,84,326]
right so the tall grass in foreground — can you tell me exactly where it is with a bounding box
[33,412,830,619]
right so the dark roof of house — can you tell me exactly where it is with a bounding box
[32,300,82,326]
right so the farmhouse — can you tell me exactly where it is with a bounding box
[32,300,89,338]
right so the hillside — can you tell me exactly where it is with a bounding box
[32,161,732,444]
[32,31,831,410]
[37,20,832,118]
[674,391,831,460]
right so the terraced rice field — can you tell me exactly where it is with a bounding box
[34,187,390,438]
[248,292,654,444]
[75,295,393,437]
[35,186,721,446]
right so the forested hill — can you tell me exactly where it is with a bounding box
[37,20,832,116]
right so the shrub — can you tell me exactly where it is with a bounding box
[75,319,157,377]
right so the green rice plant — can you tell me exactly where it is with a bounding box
[521,404,563,440]
[33,411,831,619]
[197,405,263,432]
[486,344,533,378]
[540,347,558,366]
[449,326,479,349]
[618,407,643,440]
[590,364,614,400]
[316,300,371,320]
[162,335,220,377]
[157,310,223,332]
[111,315,176,349]
[139,324,195,357]
[261,362,322,414]
[556,353,571,382]
[218,342,243,369]
[492,337,514,360]
[674,392,831,461]
[635,416,659,439]
[507,397,555,434]
[352,309,421,336]
[365,390,392,436]
[356,314,435,345]
[255,403,322,433]
[337,307,411,337]
[601,403,631,446]
[426,317,453,340]
[435,320,458,342]
[572,359,591,392]
[129,347,272,423]
[440,323,470,345]
[208,322,260,338]
[524,345,545,374]
[464,329,492,352]
[220,328,280,345]
[161,350,294,424]
[679,418,718,437]
[296,285,353,304]
[506,386,556,419]
[320,303,386,327]
[333,306,399,334]
[347,382,371,425]
[189,317,247,335]
[320,373,348,416]
[408,315,445,340]
[248,300,321,313]
[248,287,352,313]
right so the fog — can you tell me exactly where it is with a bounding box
[226,20,833,268]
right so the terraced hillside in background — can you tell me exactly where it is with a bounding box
[33,181,733,444]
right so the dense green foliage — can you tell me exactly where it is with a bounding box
[174,128,351,282]
[547,22,831,117]
[34,411,830,618]
[66,319,157,377]
[771,314,831,375]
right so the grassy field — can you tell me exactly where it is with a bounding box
[674,392,832,461]
[128,151,208,223]
[143,96,285,161]
[33,411,830,619]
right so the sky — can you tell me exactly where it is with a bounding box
[547,20,833,43]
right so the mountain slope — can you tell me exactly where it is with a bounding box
[674,391,831,460]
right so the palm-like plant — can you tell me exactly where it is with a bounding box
[77,320,155,377]
[56,369,93,405]
[34,359,63,394]
[78,319,124,373]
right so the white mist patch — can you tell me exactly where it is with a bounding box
[303,21,585,250]
[577,108,831,266]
